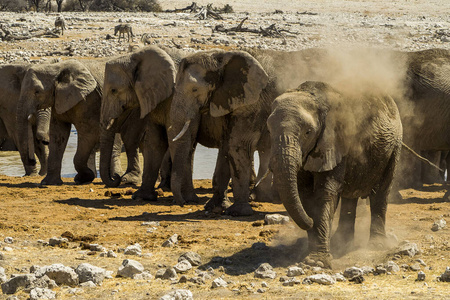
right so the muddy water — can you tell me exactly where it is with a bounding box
[0,129,260,180]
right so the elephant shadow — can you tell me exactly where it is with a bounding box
[0,182,42,189]
[198,237,310,276]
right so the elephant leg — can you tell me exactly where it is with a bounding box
[132,123,167,201]
[205,148,232,213]
[303,170,343,268]
[331,197,358,256]
[73,127,98,185]
[224,139,255,216]
[157,150,171,191]
[120,113,144,185]
[41,119,71,185]
[421,150,443,184]
[34,140,48,176]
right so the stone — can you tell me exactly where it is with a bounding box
[410,263,421,271]
[117,259,144,278]
[211,277,228,288]
[349,275,365,283]
[261,281,268,287]
[159,289,193,300]
[29,287,56,300]
[305,273,336,285]
[133,271,153,280]
[257,288,266,293]
[162,234,178,247]
[75,263,107,285]
[0,267,7,284]
[89,244,104,252]
[174,260,192,273]
[385,261,400,273]
[124,243,142,256]
[416,259,427,266]
[178,252,201,266]
[431,219,446,231]
[161,268,178,281]
[439,267,450,282]
[286,266,305,277]
[25,275,57,292]
[374,266,387,275]
[282,277,301,286]
[332,273,346,282]
[254,263,276,279]
[79,281,96,288]
[416,271,426,281]
[1,274,36,294]
[361,266,375,275]
[155,269,166,279]
[141,221,160,227]
[264,214,290,225]
[4,237,13,244]
[343,267,363,278]
[48,237,69,247]
[34,264,78,286]
[393,241,420,257]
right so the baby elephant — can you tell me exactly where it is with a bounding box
[267,81,402,268]
[114,24,134,42]
[54,16,65,35]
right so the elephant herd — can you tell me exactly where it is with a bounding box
[1,46,449,267]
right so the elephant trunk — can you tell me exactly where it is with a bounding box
[100,127,121,187]
[17,96,37,175]
[35,108,51,145]
[272,135,313,230]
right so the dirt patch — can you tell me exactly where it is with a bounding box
[0,175,448,299]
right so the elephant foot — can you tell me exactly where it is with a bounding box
[132,188,158,201]
[173,192,199,207]
[224,202,254,216]
[331,230,354,257]
[303,252,333,269]
[41,176,63,186]
[74,170,95,185]
[38,169,47,176]
[368,234,388,250]
[204,194,232,214]
[121,172,142,186]
[443,189,450,202]
[157,179,171,192]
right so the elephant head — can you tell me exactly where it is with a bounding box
[169,49,269,141]
[100,46,177,187]
[17,60,98,170]
[267,81,347,230]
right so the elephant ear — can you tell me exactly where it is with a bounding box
[132,46,176,119]
[209,51,269,117]
[303,94,346,173]
[54,60,97,114]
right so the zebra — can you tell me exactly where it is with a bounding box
[54,16,66,35]
[114,24,134,42]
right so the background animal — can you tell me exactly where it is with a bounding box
[268,81,403,268]
[0,63,49,176]
[114,24,134,42]
[54,16,66,35]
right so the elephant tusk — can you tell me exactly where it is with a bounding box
[172,120,191,142]
[254,168,271,189]
[105,119,115,131]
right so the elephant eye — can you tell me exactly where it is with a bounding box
[305,129,312,135]
[192,87,198,93]
[111,88,117,94]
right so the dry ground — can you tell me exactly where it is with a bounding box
[0,174,448,299]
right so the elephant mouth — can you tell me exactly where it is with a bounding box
[104,108,134,131]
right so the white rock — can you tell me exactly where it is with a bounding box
[34,264,78,286]
[29,287,56,300]
[286,266,305,277]
[306,273,336,285]
[174,260,192,273]
[211,277,228,288]
[254,263,276,279]
[124,243,142,256]
[75,263,107,285]
[159,289,193,300]
[162,234,178,247]
[117,259,144,278]
[264,214,290,225]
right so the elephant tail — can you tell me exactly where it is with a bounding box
[402,142,443,172]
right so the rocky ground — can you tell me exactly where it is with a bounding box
[0,0,449,299]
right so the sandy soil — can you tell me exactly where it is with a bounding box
[0,174,448,299]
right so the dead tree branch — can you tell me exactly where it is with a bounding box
[0,25,60,41]
[214,17,297,38]
[165,2,199,13]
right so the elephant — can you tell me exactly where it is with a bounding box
[168,49,278,216]
[0,63,50,176]
[16,59,133,185]
[100,46,181,199]
[267,81,403,268]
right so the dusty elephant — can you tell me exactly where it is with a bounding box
[100,46,181,199]
[0,63,49,176]
[16,59,129,185]
[168,49,278,216]
[267,81,402,268]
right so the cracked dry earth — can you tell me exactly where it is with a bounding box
[0,174,448,299]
